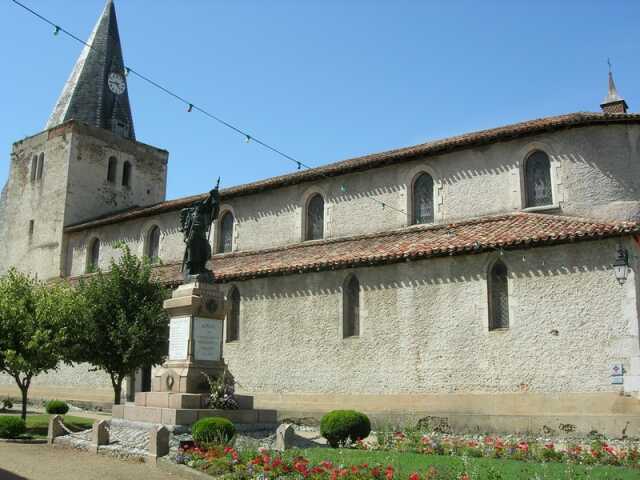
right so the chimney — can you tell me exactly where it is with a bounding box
[601,70,628,114]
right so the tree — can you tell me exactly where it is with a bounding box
[71,244,168,404]
[0,269,78,420]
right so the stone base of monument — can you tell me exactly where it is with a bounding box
[111,392,277,427]
[110,278,278,428]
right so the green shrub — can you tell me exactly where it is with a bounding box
[191,417,236,445]
[45,400,69,415]
[320,410,371,448]
[0,416,26,439]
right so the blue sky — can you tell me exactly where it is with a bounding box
[1,1,639,199]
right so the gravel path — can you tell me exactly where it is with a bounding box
[0,443,180,480]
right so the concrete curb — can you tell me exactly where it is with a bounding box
[156,457,211,479]
[0,437,47,444]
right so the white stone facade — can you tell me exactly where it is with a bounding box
[2,116,640,432]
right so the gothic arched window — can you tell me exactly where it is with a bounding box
[488,260,509,330]
[107,157,117,183]
[30,155,37,182]
[412,173,434,225]
[524,151,552,208]
[343,275,360,338]
[36,153,44,181]
[122,161,131,187]
[226,286,240,342]
[146,225,160,262]
[218,211,234,253]
[87,238,100,273]
[305,194,324,241]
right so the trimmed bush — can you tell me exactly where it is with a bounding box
[45,400,69,415]
[320,410,371,448]
[0,416,26,439]
[191,417,236,445]
[1,398,12,411]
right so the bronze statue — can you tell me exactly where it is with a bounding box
[179,179,221,280]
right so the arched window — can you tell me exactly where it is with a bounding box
[30,155,37,182]
[305,194,324,240]
[412,173,434,225]
[226,286,240,342]
[488,260,509,330]
[146,226,160,262]
[218,211,234,253]
[87,238,100,273]
[36,153,44,181]
[343,275,360,338]
[524,151,552,208]
[122,161,131,187]
[107,157,117,183]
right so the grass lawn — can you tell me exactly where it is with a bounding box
[25,414,93,439]
[286,448,640,480]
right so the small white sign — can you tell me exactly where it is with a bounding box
[610,363,624,377]
[193,317,222,361]
[169,316,190,361]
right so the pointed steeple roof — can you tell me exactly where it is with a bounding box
[601,65,628,114]
[46,0,135,139]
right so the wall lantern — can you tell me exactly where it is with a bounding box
[613,246,629,285]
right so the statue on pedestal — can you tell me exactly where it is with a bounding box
[179,179,221,281]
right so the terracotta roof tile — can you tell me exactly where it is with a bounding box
[148,212,640,285]
[64,112,640,232]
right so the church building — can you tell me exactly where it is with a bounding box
[2,1,640,435]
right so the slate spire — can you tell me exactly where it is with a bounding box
[601,63,628,114]
[45,0,135,139]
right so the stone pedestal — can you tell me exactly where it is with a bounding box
[112,276,278,427]
[152,279,227,395]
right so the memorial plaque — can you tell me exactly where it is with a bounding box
[194,317,222,361]
[169,316,190,360]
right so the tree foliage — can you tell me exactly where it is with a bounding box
[70,244,168,404]
[0,269,78,419]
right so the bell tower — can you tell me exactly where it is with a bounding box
[0,0,168,280]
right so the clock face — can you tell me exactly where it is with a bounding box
[108,72,126,95]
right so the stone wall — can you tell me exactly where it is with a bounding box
[65,123,640,274]
[220,239,639,410]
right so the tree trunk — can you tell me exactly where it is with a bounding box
[20,386,28,421]
[112,374,123,405]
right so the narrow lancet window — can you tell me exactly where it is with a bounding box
[488,260,509,330]
[218,211,234,253]
[107,157,117,183]
[30,155,37,182]
[306,194,324,240]
[343,275,360,338]
[87,239,100,273]
[146,226,160,262]
[36,153,44,181]
[122,161,131,187]
[525,151,552,207]
[226,287,240,342]
[412,173,434,224]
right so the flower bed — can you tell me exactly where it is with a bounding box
[177,446,426,479]
[366,431,640,468]
[176,443,640,480]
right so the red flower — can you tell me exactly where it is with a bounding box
[385,465,395,480]
[544,443,554,450]
[372,467,381,477]
[409,473,420,480]
[517,441,529,452]
[459,474,470,480]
